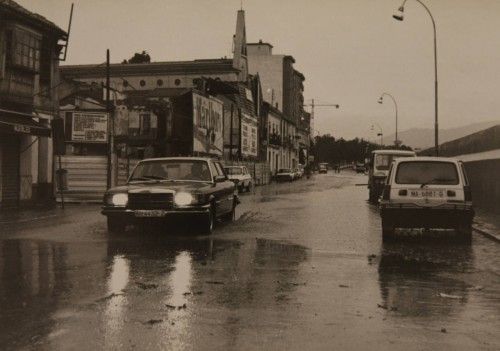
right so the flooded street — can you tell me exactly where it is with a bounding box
[1,172,500,350]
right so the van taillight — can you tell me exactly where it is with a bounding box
[382,185,391,200]
[464,185,472,201]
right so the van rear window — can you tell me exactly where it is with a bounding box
[395,161,459,185]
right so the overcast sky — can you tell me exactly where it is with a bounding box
[19,0,500,141]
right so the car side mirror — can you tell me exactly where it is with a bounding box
[214,175,226,183]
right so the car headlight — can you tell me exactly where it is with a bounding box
[174,192,193,206]
[108,193,128,206]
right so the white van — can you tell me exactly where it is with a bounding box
[368,149,416,202]
[379,157,474,242]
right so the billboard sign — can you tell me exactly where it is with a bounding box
[241,113,258,157]
[192,92,223,156]
[71,112,108,143]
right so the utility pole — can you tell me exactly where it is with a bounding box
[230,104,234,161]
[106,49,113,189]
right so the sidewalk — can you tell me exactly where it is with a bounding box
[0,203,98,226]
[473,209,500,242]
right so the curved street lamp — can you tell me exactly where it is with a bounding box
[378,92,398,146]
[393,0,439,156]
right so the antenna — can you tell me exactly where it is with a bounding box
[59,3,74,61]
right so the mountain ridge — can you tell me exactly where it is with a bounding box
[383,121,500,149]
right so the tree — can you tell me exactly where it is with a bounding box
[122,50,151,64]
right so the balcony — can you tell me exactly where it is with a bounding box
[0,70,35,106]
[269,133,282,147]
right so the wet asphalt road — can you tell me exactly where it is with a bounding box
[1,171,500,350]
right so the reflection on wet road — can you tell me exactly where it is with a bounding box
[1,172,500,350]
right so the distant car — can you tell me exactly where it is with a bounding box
[101,157,238,234]
[355,162,365,173]
[368,149,416,203]
[275,168,295,182]
[224,166,253,192]
[318,164,328,174]
[379,157,474,242]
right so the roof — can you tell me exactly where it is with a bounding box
[393,156,460,163]
[372,149,416,156]
[61,59,238,78]
[139,157,215,163]
[0,0,67,37]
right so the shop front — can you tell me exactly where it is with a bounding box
[0,110,51,209]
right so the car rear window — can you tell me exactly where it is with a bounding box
[395,161,459,185]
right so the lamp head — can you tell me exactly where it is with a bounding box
[378,97,383,104]
[393,6,404,21]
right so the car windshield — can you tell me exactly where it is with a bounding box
[395,161,459,185]
[279,169,292,173]
[130,160,212,182]
[224,167,242,175]
[374,153,414,170]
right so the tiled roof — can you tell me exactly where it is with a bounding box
[0,0,66,37]
[61,59,238,78]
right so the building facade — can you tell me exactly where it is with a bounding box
[247,40,307,169]
[0,0,67,208]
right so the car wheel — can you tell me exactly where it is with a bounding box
[107,216,126,234]
[381,217,395,242]
[221,199,236,222]
[456,221,472,244]
[368,189,378,203]
[200,206,215,234]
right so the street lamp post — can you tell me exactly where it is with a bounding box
[378,92,398,146]
[393,0,439,156]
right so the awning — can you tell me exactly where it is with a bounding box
[0,111,51,137]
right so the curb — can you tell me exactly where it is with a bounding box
[473,225,500,243]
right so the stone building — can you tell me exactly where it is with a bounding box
[0,0,67,208]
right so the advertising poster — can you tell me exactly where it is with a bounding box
[71,112,108,143]
[192,92,223,156]
[241,113,258,157]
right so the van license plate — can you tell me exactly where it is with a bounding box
[409,190,445,198]
[134,210,166,217]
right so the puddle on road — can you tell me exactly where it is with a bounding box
[376,241,475,319]
[0,233,311,349]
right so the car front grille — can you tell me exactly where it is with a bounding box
[128,193,174,210]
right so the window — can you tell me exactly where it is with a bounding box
[395,162,459,185]
[10,27,41,71]
[214,162,225,177]
[174,78,181,86]
[157,79,163,87]
[123,80,129,87]
[139,80,146,87]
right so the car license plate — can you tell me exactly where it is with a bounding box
[409,189,445,198]
[134,210,166,217]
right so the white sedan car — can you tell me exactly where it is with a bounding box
[224,166,253,192]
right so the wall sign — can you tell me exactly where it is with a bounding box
[241,113,258,157]
[192,92,223,156]
[71,112,108,143]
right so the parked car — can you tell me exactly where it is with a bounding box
[101,157,238,234]
[224,165,253,192]
[379,157,474,242]
[368,149,416,203]
[355,162,366,173]
[275,168,295,182]
[318,163,328,174]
